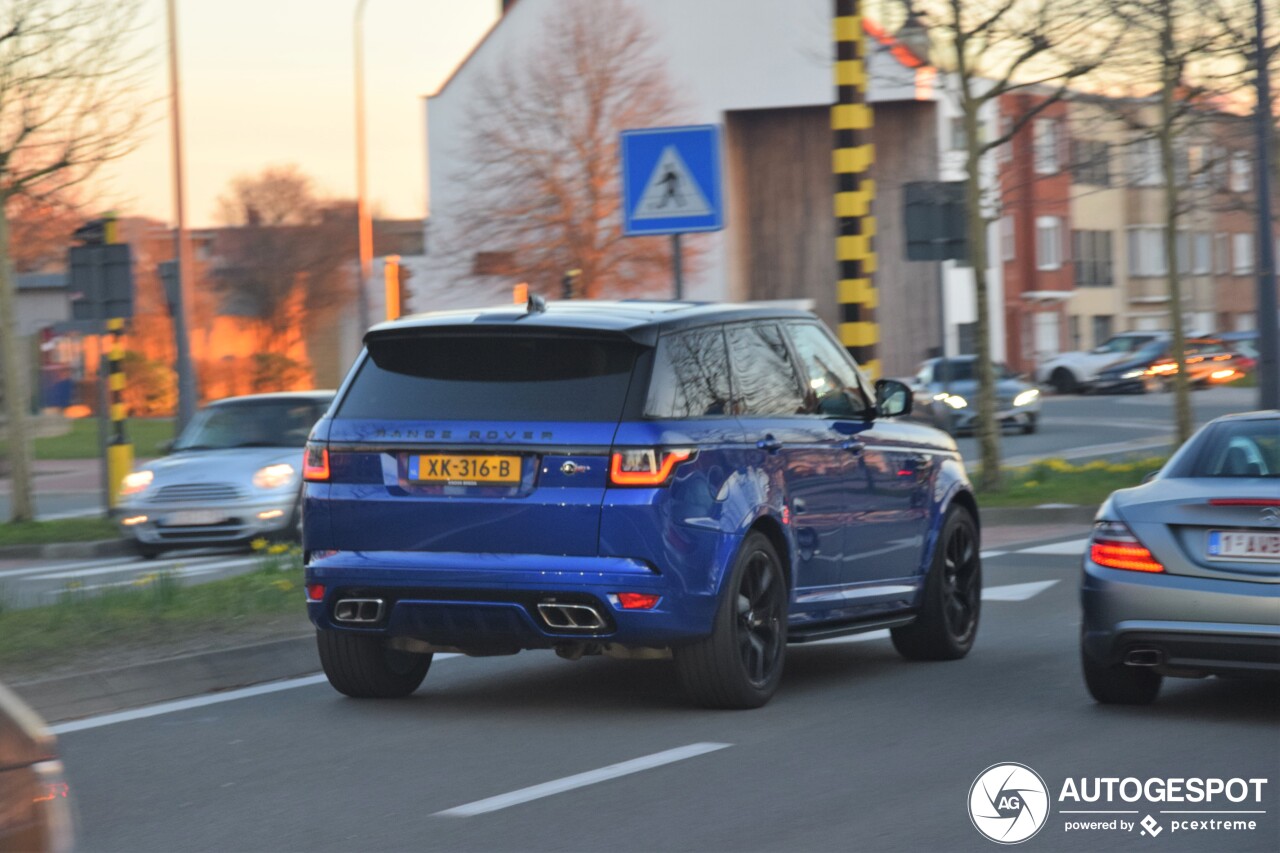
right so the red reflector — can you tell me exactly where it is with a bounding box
[306,584,326,601]
[616,592,661,610]
[1208,499,1280,507]
[1090,542,1165,573]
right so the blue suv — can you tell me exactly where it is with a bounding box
[303,300,981,708]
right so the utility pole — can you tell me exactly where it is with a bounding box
[354,0,374,336]
[166,0,199,430]
[1254,0,1278,410]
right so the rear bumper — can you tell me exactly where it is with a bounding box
[1081,561,1280,677]
[305,550,722,649]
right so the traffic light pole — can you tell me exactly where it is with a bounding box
[104,318,133,510]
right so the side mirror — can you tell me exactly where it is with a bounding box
[158,438,175,455]
[875,378,913,419]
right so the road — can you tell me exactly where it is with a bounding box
[51,537,1280,853]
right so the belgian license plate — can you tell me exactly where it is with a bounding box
[163,510,227,527]
[409,454,520,485]
[1206,530,1280,562]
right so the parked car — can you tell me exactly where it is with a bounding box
[1216,330,1259,373]
[1081,410,1280,704]
[116,391,334,557]
[1092,337,1244,394]
[303,300,982,709]
[909,356,1041,435]
[1035,331,1166,394]
[0,681,73,852]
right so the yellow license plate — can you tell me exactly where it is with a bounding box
[410,454,521,484]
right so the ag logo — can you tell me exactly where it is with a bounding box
[969,763,1050,844]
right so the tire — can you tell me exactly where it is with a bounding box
[1050,368,1078,395]
[1081,645,1161,705]
[132,540,163,560]
[1021,413,1038,435]
[317,629,432,698]
[892,508,981,661]
[674,532,788,709]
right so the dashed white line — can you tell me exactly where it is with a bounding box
[434,742,733,817]
[982,580,1060,601]
[979,550,1007,560]
[1018,538,1090,556]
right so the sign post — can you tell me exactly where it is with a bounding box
[620,125,724,299]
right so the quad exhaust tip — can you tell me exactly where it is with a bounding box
[538,601,606,631]
[1124,648,1164,667]
[334,598,384,624]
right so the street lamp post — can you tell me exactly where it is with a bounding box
[1253,0,1278,410]
[354,0,374,335]
[166,0,199,430]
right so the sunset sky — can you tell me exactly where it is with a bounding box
[100,0,498,228]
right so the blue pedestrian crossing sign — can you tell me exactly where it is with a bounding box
[621,125,724,236]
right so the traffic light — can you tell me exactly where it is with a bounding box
[562,268,582,299]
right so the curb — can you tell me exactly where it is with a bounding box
[980,505,1098,527]
[0,538,131,561]
[10,635,318,724]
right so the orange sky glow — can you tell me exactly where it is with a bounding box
[98,0,498,228]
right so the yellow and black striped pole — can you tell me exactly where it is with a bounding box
[103,211,134,508]
[833,0,879,379]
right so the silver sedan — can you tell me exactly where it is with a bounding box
[1080,410,1280,703]
[116,391,333,557]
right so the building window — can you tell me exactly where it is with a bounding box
[1192,232,1211,274]
[1128,137,1161,187]
[1176,231,1191,274]
[1092,315,1113,347]
[1230,151,1252,193]
[1072,230,1114,286]
[1127,227,1167,277]
[1036,216,1063,270]
[1071,139,1111,186]
[1232,233,1254,275]
[1034,120,1059,174]
[1187,144,1209,188]
[1214,232,1230,274]
[1000,215,1015,262]
[949,116,966,151]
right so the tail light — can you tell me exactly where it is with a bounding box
[302,442,330,482]
[1089,521,1164,573]
[608,448,693,486]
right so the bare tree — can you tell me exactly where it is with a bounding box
[448,0,690,298]
[918,0,1122,490]
[0,0,147,522]
[7,184,83,273]
[214,166,356,369]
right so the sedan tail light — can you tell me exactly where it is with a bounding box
[609,448,693,487]
[1090,521,1164,573]
[302,442,330,482]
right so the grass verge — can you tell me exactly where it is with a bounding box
[0,517,118,547]
[32,418,175,460]
[979,456,1166,508]
[0,545,305,675]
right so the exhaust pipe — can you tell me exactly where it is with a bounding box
[537,601,606,631]
[333,598,384,624]
[1124,648,1164,667]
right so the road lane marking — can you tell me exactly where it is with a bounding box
[26,555,258,581]
[434,742,733,818]
[1018,538,1089,556]
[979,550,1007,559]
[982,580,1060,601]
[49,657,461,735]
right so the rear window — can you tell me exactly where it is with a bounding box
[174,400,328,451]
[336,333,640,422]
[644,328,733,418]
[1183,421,1280,478]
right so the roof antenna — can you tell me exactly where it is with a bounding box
[527,293,547,314]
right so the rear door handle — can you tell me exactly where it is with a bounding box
[840,440,865,456]
[757,435,783,454]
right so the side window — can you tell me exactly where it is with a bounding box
[725,324,806,416]
[785,323,873,417]
[645,328,733,418]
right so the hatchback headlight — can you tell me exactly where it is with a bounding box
[119,470,153,496]
[1013,389,1039,407]
[942,394,968,409]
[253,463,296,490]
[1121,369,1146,379]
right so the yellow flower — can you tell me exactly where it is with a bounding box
[250,537,269,551]
[272,579,294,592]
[132,573,157,587]
[65,580,83,591]
[1021,480,1040,488]
[267,543,289,555]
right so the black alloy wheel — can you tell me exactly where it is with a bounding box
[735,549,786,686]
[891,508,981,660]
